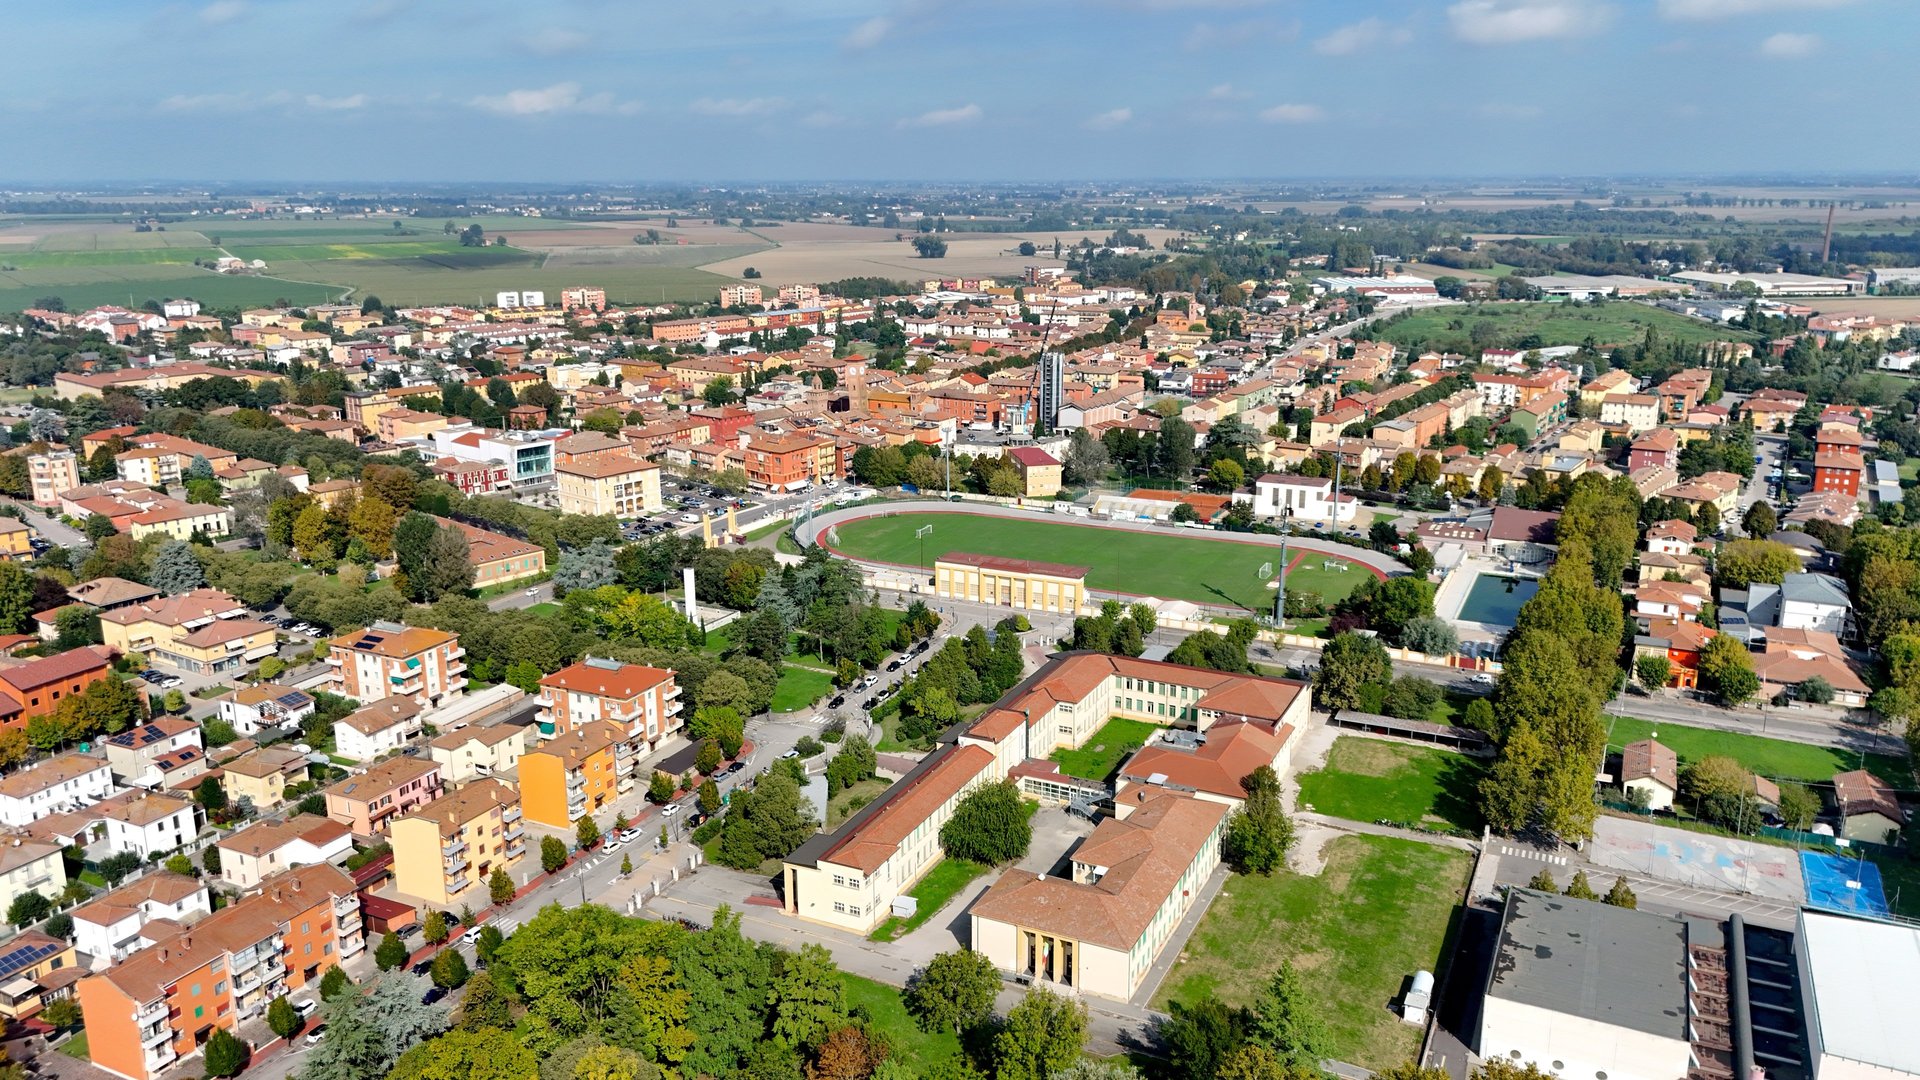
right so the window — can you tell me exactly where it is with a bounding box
[214,981,225,994]
[192,983,202,997]
[833,902,846,914]
[194,1006,203,1019]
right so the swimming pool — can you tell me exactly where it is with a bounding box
[1456,573,1540,627]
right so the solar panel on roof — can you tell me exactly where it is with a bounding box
[276,692,308,708]
[0,942,58,981]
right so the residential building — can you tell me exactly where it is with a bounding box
[0,931,80,1020]
[217,745,311,811]
[1632,618,1717,690]
[1643,519,1698,555]
[1241,473,1361,524]
[102,718,205,787]
[75,864,364,1080]
[0,752,113,828]
[1626,428,1680,472]
[332,695,424,761]
[1751,628,1870,707]
[1813,451,1864,499]
[443,517,548,588]
[97,590,273,676]
[1620,739,1678,811]
[0,838,68,932]
[214,684,314,738]
[1598,394,1661,433]
[969,787,1227,1002]
[70,872,212,966]
[1834,770,1905,845]
[1414,507,1561,564]
[27,448,80,507]
[324,622,465,708]
[215,815,353,890]
[0,646,114,729]
[518,720,639,828]
[1003,446,1063,498]
[534,657,681,743]
[934,553,1087,615]
[554,451,664,517]
[0,518,29,561]
[323,756,441,837]
[390,778,523,908]
[126,499,234,543]
[428,721,531,782]
[69,577,159,611]
[744,433,829,491]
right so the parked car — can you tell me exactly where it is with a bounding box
[304,1026,327,1048]
[779,749,799,760]
[423,986,446,1006]
[722,761,746,776]
[618,827,643,843]
[293,998,318,1019]
[661,802,684,817]
[886,659,904,672]
[461,923,487,945]
[828,695,844,709]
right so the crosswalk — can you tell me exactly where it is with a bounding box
[1499,844,1568,866]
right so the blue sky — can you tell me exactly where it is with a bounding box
[3,0,1910,183]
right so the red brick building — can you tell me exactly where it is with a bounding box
[1812,452,1864,498]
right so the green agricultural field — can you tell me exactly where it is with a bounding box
[1604,716,1910,786]
[0,247,207,269]
[1295,736,1487,831]
[26,228,211,251]
[0,268,338,313]
[826,512,1379,612]
[1373,301,1750,353]
[1051,717,1162,782]
[1156,835,1471,1069]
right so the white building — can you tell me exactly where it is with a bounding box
[1240,473,1361,524]
[69,872,213,966]
[215,684,316,738]
[428,722,531,783]
[1799,911,1920,1080]
[0,838,68,929]
[95,792,200,860]
[333,695,425,761]
[216,815,355,890]
[0,753,114,828]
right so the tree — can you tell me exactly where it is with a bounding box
[769,942,846,1049]
[40,996,81,1031]
[1564,870,1598,901]
[319,964,354,1001]
[1399,615,1457,656]
[696,738,723,776]
[1223,766,1294,875]
[147,540,205,593]
[1314,632,1391,710]
[0,563,33,635]
[940,780,1031,864]
[349,496,399,560]
[1527,869,1557,892]
[541,835,569,874]
[1604,877,1638,909]
[387,1028,535,1080]
[993,987,1088,1080]
[554,539,620,594]
[1715,539,1799,590]
[1208,458,1246,493]
[1636,655,1673,688]
[1798,675,1835,705]
[1698,635,1759,705]
[204,1026,248,1078]
[489,866,515,906]
[1062,428,1110,486]
[294,503,336,566]
[905,949,999,1034]
[423,910,449,945]
[571,1044,655,1080]
[474,925,505,966]
[1742,501,1777,538]
[376,931,410,971]
[577,815,601,850]
[196,774,229,813]
[431,946,470,990]
[419,522,476,600]
[269,995,301,1040]
[698,779,721,814]
[648,770,677,804]
[456,970,511,1031]
[675,906,772,1078]
[6,890,49,927]
[1250,961,1330,1069]
[1777,781,1821,831]
[912,236,948,258]
[1162,996,1248,1080]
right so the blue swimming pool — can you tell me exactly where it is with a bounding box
[1457,573,1540,627]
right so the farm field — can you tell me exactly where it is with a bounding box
[825,512,1379,612]
[1156,835,1471,1070]
[0,267,338,313]
[1295,736,1487,832]
[694,224,1181,285]
[1604,716,1910,786]
[1371,301,1750,353]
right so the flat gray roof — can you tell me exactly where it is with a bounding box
[1800,912,1920,1074]
[1487,889,1689,1040]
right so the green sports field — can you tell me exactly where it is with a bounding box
[1373,301,1754,353]
[825,512,1381,611]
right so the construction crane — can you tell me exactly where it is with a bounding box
[1821,202,1836,264]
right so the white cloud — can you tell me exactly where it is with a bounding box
[1206,83,1249,100]
[469,82,639,117]
[199,0,248,24]
[1657,0,1856,18]
[1479,102,1544,119]
[902,103,982,127]
[1759,30,1820,55]
[690,97,788,117]
[525,28,591,56]
[1084,107,1133,131]
[1259,103,1324,123]
[843,15,892,49]
[304,93,367,111]
[158,91,277,113]
[1447,0,1613,44]
[1313,17,1412,55]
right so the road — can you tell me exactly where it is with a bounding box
[3,497,84,547]
[1602,692,1901,755]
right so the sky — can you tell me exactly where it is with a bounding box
[2,0,1912,184]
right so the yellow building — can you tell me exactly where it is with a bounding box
[554,452,664,518]
[1004,447,1063,498]
[218,746,310,811]
[126,500,233,542]
[0,519,31,560]
[518,720,637,829]
[390,778,523,908]
[0,931,80,1019]
[98,589,277,676]
[934,553,1087,615]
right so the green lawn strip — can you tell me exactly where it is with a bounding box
[742,518,791,542]
[1604,716,1911,787]
[827,776,893,828]
[56,1032,88,1060]
[1155,835,1471,1070]
[1295,736,1487,832]
[828,513,1376,612]
[1050,717,1163,782]
[525,602,561,617]
[840,973,964,1072]
[869,858,990,941]
[770,664,836,713]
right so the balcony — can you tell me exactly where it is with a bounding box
[141,1022,171,1047]
[446,875,472,895]
[447,647,466,661]
[504,841,526,860]
[443,837,468,858]
[340,935,365,957]
[502,825,523,843]
[617,777,635,794]
[333,894,357,916]
[233,968,267,995]
[137,999,169,1025]
[337,910,362,934]
[230,947,261,973]
[502,805,522,823]
[566,772,586,793]
[145,1044,178,1073]
[445,853,470,875]
[325,653,342,665]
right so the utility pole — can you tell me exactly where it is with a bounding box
[1274,509,1291,627]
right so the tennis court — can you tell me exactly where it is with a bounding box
[1801,851,1890,917]
[1590,816,1803,902]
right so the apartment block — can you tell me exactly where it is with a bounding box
[215,815,352,890]
[76,864,363,1080]
[428,722,530,783]
[324,622,465,708]
[534,657,681,744]
[322,756,441,837]
[27,448,80,507]
[0,752,113,828]
[71,872,213,966]
[519,720,639,828]
[0,837,68,928]
[390,778,523,908]
[554,451,663,517]
[332,695,424,761]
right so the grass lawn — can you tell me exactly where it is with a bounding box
[841,973,964,1073]
[1295,736,1488,832]
[1051,717,1163,782]
[770,664,836,713]
[56,1032,88,1060]
[1353,685,1472,726]
[829,513,1377,612]
[827,776,893,828]
[1372,301,1754,354]
[1604,716,1911,786]
[869,858,990,941]
[525,602,561,617]
[1156,835,1472,1070]
[742,518,791,542]
[1902,459,1920,483]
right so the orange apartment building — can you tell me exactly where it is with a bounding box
[745,433,832,492]
[324,622,465,708]
[0,646,115,731]
[519,720,639,829]
[322,755,441,837]
[1813,451,1864,498]
[75,864,363,1080]
[534,657,681,743]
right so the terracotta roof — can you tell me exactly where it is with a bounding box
[541,660,674,701]
[327,624,455,659]
[67,577,159,607]
[968,788,1227,950]
[440,516,543,567]
[1006,446,1061,468]
[97,589,245,629]
[0,646,112,692]
[70,871,205,927]
[0,752,108,798]
[555,451,660,479]
[178,617,274,648]
[526,720,629,769]
[1117,720,1294,799]
[818,745,996,875]
[220,745,309,780]
[397,777,516,838]
[336,695,423,736]
[103,717,199,750]
[217,814,349,857]
[1620,739,1678,790]
[1834,770,1905,824]
[325,755,438,802]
